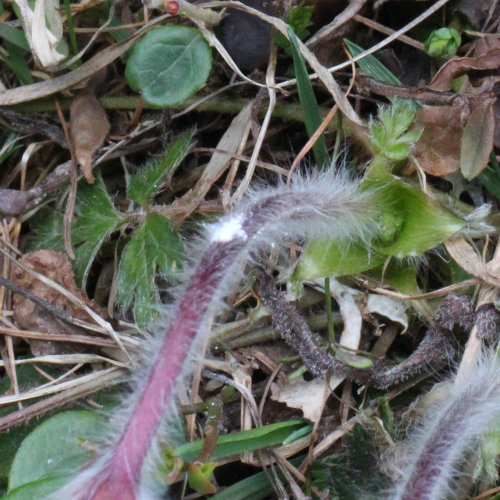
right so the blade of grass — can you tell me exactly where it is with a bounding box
[62,0,78,57]
[287,25,328,167]
[344,39,401,85]
[174,420,306,462]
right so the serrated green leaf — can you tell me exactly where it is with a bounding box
[384,142,412,160]
[369,102,419,161]
[370,123,385,150]
[71,175,122,285]
[174,419,305,463]
[116,213,183,327]
[8,411,109,491]
[128,129,195,206]
[125,26,212,108]
[28,176,120,286]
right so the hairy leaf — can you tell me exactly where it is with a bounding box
[128,129,195,206]
[70,175,122,285]
[116,213,183,327]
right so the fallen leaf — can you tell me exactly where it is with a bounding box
[429,48,500,91]
[11,250,106,356]
[70,89,110,183]
[271,376,329,423]
[413,105,462,176]
[366,294,408,332]
[460,98,495,179]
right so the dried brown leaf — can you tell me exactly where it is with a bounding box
[70,90,110,183]
[413,105,462,176]
[430,49,500,91]
[460,98,495,179]
[11,250,105,356]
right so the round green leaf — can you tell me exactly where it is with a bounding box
[125,26,212,108]
[8,411,109,491]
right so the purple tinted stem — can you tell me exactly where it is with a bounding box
[90,240,246,499]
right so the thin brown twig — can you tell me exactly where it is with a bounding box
[54,98,76,260]
[353,14,425,51]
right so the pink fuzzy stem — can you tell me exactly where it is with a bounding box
[70,175,371,500]
[88,242,246,499]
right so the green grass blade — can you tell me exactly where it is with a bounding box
[287,26,328,167]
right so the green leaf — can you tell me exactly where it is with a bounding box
[28,176,120,286]
[425,28,461,59]
[480,425,500,482]
[371,179,465,257]
[334,346,373,369]
[128,129,195,206]
[376,260,421,297]
[295,177,465,280]
[3,42,33,85]
[478,153,500,201]
[343,39,401,86]
[287,25,328,167]
[369,101,420,162]
[71,175,122,285]
[0,24,29,50]
[0,364,57,482]
[211,456,304,500]
[294,238,385,281]
[187,462,217,495]
[8,411,109,491]
[174,419,305,463]
[116,213,183,327]
[2,476,69,500]
[0,132,24,167]
[275,3,314,51]
[28,210,65,253]
[344,40,420,111]
[125,26,212,108]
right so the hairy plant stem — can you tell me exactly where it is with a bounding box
[64,171,373,500]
